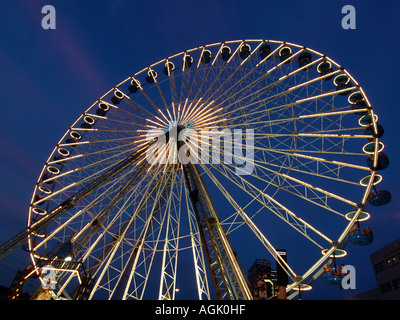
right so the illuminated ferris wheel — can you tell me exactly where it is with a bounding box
[1,39,391,300]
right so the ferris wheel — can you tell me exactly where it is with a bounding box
[5,39,391,300]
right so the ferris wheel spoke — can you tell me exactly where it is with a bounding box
[124,79,160,112]
[187,42,240,104]
[158,168,183,300]
[215,75,352,127]
[120,166,182,300]
[190,49,218,103]
[34,149,141,204]
[70,166,158,257]
[207,46,320,115]
[190,130,367,189]
[252,133,371,157]
[47,166,157,296]
[129,82,161,114]
[165,60,179,104]
[151,77,171,112]
[218,98,356,131]
[48,139,140,169]
[113,94,157,121]
[278,56,324,81]
[82,102,149,127]
[89,165,175,299]
[201,160,334,249]
[196,41,247,102]
[29,143,153,248]
[200,42,284,106]
[84,97,149,125]
[32,161,151,253]
[198,163,298,280]
[47,134,150,179]
[58,135,142,153]
[183,53,212,103]
[82,113,147,130]
[251,146,370,183]
[178,52,194,105]
[47,152,85,166]
[230,152,359,209]
[83,166,172,280]
[70,126,142,135]
[59,135,135,157]
[253,132,372,140]
[259,147,365,157]
[250,154,366,187]
[220,89,357,131]
[284,151,369,172]
[108,191,165,299]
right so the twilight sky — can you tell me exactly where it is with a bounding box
[0,0,399,299]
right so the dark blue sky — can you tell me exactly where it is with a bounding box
[0,0,399,300]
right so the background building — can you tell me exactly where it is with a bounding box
[350,238,400,300]
[370,238,400,299]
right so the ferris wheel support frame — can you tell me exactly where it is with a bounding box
[182,160,252,300]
